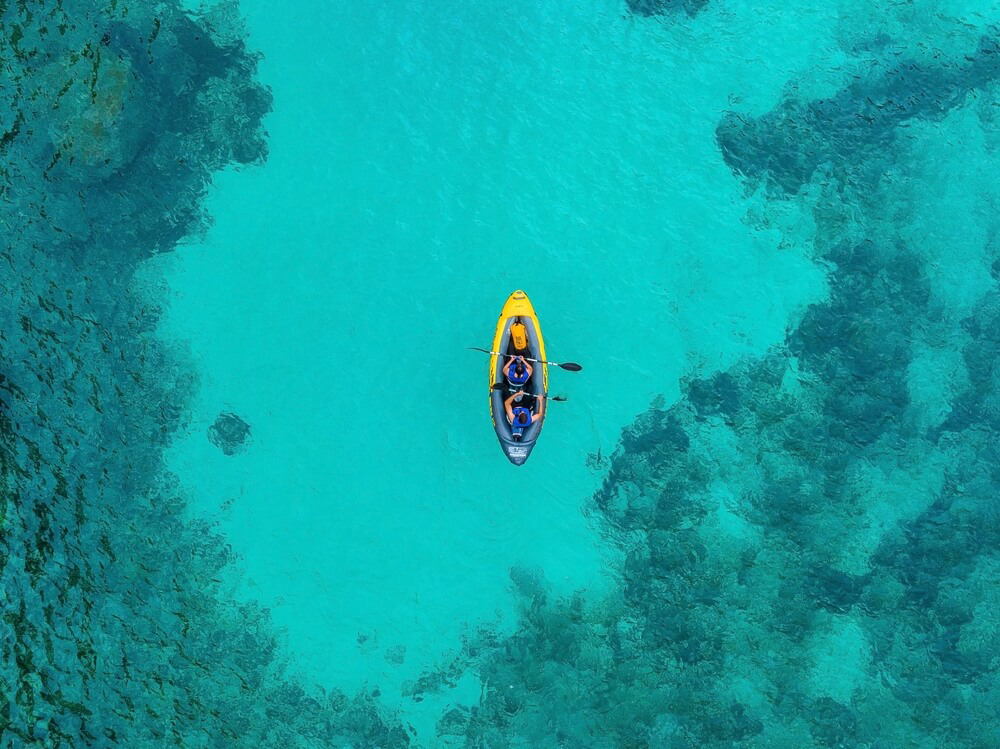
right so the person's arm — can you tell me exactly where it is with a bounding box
[504,356,515,375]
[504,391,521,422]
[524,358,533,378]
[533,393,546,422]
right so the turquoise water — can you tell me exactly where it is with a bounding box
[4,0,1000,746]
[156,0,825,725]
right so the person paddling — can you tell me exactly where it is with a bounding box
[504,390,545,440]
[504,355,532,400]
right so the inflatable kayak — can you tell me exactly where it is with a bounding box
[489,290,548,465]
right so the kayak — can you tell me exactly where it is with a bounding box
[489,290,548,465]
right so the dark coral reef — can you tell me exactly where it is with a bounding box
[6,1,1000,748]
[208,412,252,456]
[626,0,708,19]
[408,29,1000,749]
[716,30,1000,196]
[1,2,409,747]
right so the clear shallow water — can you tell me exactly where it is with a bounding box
[4,0,1000,747]
[156,0,825,721]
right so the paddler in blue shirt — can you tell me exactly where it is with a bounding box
[504,390,545,440]
[504,355,532,395]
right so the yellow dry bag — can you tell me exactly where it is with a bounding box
[510,322,528,351]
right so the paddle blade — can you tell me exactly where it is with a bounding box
[468,346,494,355]
[558,362,583,371]
[551,396,568,402]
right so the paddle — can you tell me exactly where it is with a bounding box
[490,383,567,401]
[468,347,583,371]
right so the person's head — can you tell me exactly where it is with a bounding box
[514,360,525,377]
[516,412,529,425]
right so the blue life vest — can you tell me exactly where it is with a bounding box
[510,407,532,438]
[507,361,529,385]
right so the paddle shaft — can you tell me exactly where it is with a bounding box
[503,393,569,403]
[490,383,567,401]
[468,347,582,371]
[503,392,568,403]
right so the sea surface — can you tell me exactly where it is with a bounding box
[3,0,1000,747]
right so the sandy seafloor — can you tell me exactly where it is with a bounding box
[3,0,1000,747]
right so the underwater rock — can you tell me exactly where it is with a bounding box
[428,27,1000,749]
[435,706,472,737]
[809,697,862,747]
[805,566,870,614]
[1,1,272,260]
[208,411,252,455]
[717,31,1000,195]
[7,1,1000,747]
[384,644,407,665]
[686,370,741,420]
[0,2,410,747]
[626,0,708,17]
[621,410,690,453]
[509,565,550,605]
[402,652,471,699]
[787,241,926,447]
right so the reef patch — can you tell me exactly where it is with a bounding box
[0,2,411,746]
[626,0,709,18]
[208,412,252,455]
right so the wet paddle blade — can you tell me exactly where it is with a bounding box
[558,362,583,371]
